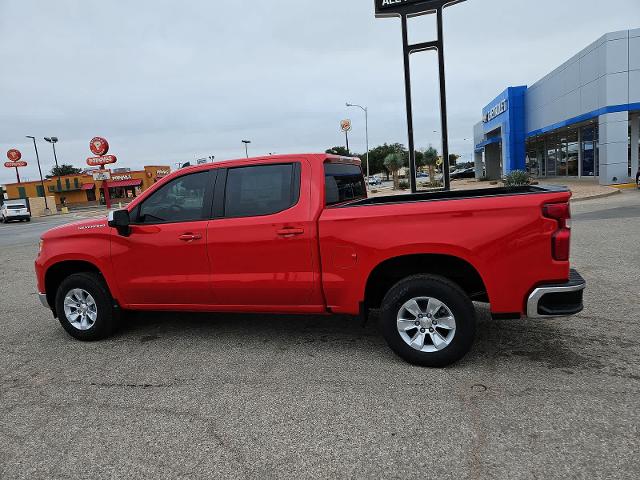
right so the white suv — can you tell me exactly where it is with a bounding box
[1,200,31,223]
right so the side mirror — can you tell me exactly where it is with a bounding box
[108,209,131,236]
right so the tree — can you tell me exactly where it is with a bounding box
[420,146,439,181]
[449,154,461,167]
[367,143,407,180]
[384,153,406,190]
[48,164,82,177]
[325,146,354,157]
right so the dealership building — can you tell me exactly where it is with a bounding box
[473,28,640,185]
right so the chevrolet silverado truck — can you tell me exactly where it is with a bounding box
[35,154,585,367]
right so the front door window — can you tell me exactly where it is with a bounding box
[137,171,210,224]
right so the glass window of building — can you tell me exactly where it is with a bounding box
[581,125,596,177]
[558,135,568,176]
[566,129,579,176]
[546,135,557,176]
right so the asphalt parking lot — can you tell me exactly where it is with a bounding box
[1,190,639,479]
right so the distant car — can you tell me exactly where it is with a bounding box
[368,177,382,186]
[450,168,476,180]
[417,172,429,178]
[1,200,31,223]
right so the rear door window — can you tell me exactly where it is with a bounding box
[324,163,366,206]
[224,163,300,218]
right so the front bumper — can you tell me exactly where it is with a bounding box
[37,292,49,308]
[527,269,586,318]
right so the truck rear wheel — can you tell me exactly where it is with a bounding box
[380,274,476,367]
[55,272,118,341]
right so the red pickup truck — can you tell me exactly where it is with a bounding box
[35,154,585,367]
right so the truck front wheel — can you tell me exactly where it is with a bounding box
[54,272,118,341]
[380,274,476,367]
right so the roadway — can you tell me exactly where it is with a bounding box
[0,189,639,479]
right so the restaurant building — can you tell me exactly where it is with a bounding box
[2,165,171,207]
[473,28,640,185]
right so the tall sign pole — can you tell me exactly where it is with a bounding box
[87,137,117,209]
[340,119,352,156]
[5,150,27,184]
[374,0,467,192]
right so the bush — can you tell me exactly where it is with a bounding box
[419,180,443,189]
[504,170,531,187]
[398,180,409,190]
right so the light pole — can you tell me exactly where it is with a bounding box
[44,137,61,194]
[26,136,50,213]
[346,102,369,185]
[242,140,251,158]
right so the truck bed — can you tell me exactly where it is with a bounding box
[340,185,569,208]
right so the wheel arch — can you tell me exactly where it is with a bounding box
[44,260,105,316]
[363,253,489,310]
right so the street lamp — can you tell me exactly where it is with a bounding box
[44,137,61,194]
[346,102,369,186]
[242,140,251,158]
[25,136,50,213]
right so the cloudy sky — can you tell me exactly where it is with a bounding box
[1,0,638,185]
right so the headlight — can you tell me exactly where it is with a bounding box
[38,239,44,255]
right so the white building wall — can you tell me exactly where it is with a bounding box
[599,111,629,183]
[525,29,636,134]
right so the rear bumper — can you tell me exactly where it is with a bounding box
[526,269,586,318]
[5,215,30,221]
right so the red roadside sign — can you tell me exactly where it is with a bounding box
[87,137,116,209]
[5,161,28,168]
[90,137,110,156]
[7,149,22,161]
[87,155,117,167]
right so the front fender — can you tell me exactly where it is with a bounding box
[35,229,121,304]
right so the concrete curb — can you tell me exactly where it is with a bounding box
[571,189,621,202]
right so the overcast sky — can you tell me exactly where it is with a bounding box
[1,0,638,184]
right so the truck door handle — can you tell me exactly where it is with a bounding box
[178,233,202,242]
[276,227,304,237]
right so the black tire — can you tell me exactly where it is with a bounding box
[380,274,476,367]
[55,272,118,341]
[26,217,31,222]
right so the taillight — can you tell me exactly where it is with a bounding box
[543,202,571,261]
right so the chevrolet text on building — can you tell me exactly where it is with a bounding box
[483,100,508,123]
